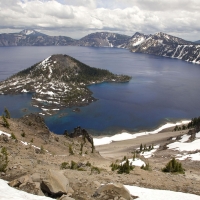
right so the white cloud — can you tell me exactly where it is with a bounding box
[0,0,199,41]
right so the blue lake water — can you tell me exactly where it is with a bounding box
[0,46,200,135]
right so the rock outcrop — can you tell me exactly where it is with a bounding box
[8,174,44,196]
[41,170,70,198]
[69,126,95,151]
[93,183,135,200]
[19,113,50,140]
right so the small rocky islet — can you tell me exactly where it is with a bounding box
[0,54,131,115]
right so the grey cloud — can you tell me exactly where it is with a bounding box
[0,0,199,41]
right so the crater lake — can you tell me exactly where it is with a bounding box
[0,46,200,135]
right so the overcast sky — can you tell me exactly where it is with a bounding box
[0,0,199,41]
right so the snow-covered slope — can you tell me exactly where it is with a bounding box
[120,32,149,49]
[129,32,200,64]
[19,29,45,36]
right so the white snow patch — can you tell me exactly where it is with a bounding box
[132,37,145,46]
[140,145,160,158]
[179,134,190,143]
[167,138,200,152]
[21,89,28,93]
[94,121,190,146]
[41,108,49,111]
[48,66,52,79]
[0,179,52,200]
[124,184,200,200]
[25,30,34,35]
[121,158,146,167]
[0,130,11,137]
[176,153,200,161]
[32,105,39,107]
[21,141,29,146]
[196,131,200,138]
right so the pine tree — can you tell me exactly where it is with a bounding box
[4,107,10,119]
[2,115,10,129]
[69,144,74,155]
[162,158,185,174]
[140,144,143,152]
[80,143,83,155]
[0,147,8,172]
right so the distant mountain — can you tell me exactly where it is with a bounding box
[0,29,76,46]
[129,32,200,64]
[0,29,199,64]
[0,54,131,114]
[75,32,131,47]
[195,40,200,44]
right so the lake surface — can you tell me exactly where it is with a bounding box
[0,46,200,135]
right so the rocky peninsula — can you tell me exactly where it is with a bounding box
[0,54,131,115]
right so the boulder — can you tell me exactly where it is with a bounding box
[41,170,69,198]
[8,174,44,196]
[94,183,134,200]
[19,181,43,196]
[31,172,41,182]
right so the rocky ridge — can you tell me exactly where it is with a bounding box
[129,32,200,64]
[0,54,131,115]
[1,29,199,64]
[0,29,75,46]
[75,32,131,47]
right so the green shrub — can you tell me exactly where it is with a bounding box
[21,131,25,137]
[118,159,134,174]
[91,166,100,174]
[0,147,8,172]
[110,163,120,171]
[141,163,151,171]
[86,161,91,167]
[70,161,78,170]
[4,108,10,119]
[78,167,86,171]
[60,162,69,169]
[69,144,74,155]
[30,138,33,143]
[2,115,10,129]
[40,145,45,154]
[10,133,17,140]
[80,143,83,155]
[162,158,185,174]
